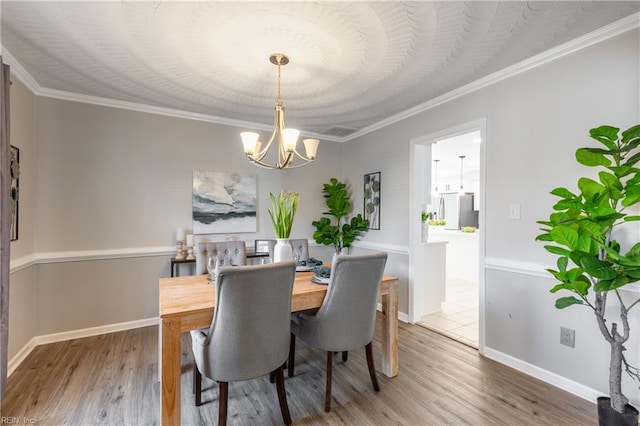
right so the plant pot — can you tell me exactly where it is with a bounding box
[273,238,293,263]
[597,397,639,426]
[334,247,349,256]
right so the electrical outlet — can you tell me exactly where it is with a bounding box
[560,327,575,348]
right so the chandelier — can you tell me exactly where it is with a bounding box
[241,53,319,169]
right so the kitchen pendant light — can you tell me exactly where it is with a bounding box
[433,159,440,196]
[458,155,466,195]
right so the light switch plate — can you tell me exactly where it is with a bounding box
[509,203,521,220]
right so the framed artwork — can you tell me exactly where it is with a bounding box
[364,171,380,230]
[192,171,257,234]
[10,145,19,241]
[254,239,271,254]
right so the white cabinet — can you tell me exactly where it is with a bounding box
[412,241,448,320]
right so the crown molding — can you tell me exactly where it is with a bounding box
[1,48,343,143]
[1,47,42,94]
[344,12,640,142]
[2,13,638,144]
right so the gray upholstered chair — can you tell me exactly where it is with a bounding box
[190,261,297,425]
[266,239,309,261]
[195,241,246,275]
[288,252,388,412]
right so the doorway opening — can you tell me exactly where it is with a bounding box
[409,120,485,352]
[418,131,481,348]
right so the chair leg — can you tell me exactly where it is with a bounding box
[288,333,296,377]
[194,365,203,406]
[342,351,348,362]
[270,360,286,383]
[325,351,333,412]
[365,342,380,392]
[218,381,228,426]
[193,364,197,394]
[273,365,292,425]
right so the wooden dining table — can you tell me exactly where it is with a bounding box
[158,270,399,425]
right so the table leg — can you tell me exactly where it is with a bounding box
[161,317,181,425]
[380,280,399,377]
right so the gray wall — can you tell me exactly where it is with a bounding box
[8,92,343,361]
[8,78,37,361]
[34,99,341,251]
[343,29,639,403]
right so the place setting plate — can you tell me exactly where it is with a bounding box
[310,275,330,285]
[296,265,313,272]
[296,257,323,272]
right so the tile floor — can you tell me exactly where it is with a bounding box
[418,277,479,348]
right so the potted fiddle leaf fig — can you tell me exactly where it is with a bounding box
[312,177,369,255]
[536,124,640,425]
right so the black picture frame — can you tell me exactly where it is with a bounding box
[364,172,380,230]
[10,145,19,241]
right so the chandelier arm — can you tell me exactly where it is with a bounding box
[247,157,283,169]
[253,114,280,162]
[246,151,294,170]
[290,147,314,163]
[281,150,294,168]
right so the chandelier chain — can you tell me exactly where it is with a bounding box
[277,57,282,105]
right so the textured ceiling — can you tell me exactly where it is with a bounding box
[1,1,638,142]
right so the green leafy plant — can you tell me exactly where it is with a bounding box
[312,178,369,254]
[268,190,299,239]
[536,124,640,415]
[421,210,429,223]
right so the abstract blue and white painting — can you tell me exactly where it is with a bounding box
[192,171,257,234]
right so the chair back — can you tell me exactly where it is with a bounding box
[194,261,296,382]
[195,241,246,274]
[298,252,387,351]
[290,239,310,261]
[266,239,309,261]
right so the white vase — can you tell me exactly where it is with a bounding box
[421,222,429,243]
[273,238,293,263]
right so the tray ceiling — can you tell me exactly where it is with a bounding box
[1,1,638,141]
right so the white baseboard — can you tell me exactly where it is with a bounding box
[483,347,607,405]
[8,317,158,377]
[377,303,409,324]
[7,338,37,377]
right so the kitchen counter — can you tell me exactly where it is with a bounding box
[428,227,479,282]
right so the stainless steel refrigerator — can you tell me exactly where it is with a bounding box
[440,193,478,230]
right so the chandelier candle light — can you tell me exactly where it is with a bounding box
[241,53,319,169]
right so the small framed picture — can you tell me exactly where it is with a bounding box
[364,172,380,230]
[10,145,20,241]
[254,239,271,254]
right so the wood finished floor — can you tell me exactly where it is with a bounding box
[2,316,597,425]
